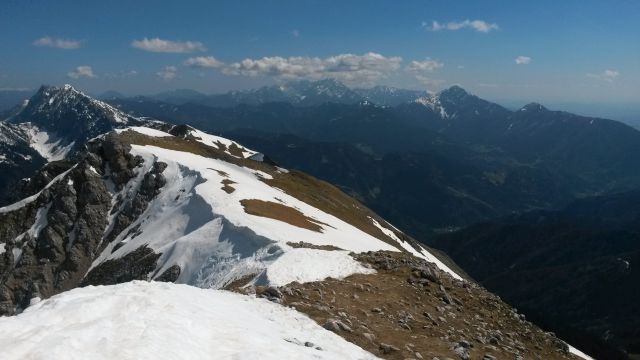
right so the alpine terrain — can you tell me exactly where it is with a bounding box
[0,85,593,360]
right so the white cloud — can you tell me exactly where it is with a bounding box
[292,29,300,37]
[67,66,96,79]
[131,37,206,53]
[415,75,445,88]
[424,19,499,33]
[586,69,620,82]
[184,56,224,68]
[406,58,444,72]
[157,66,178,80]
[515,56,532,65]
[406,58,444,88]
[33,36,81,49]
[222,52,403,85]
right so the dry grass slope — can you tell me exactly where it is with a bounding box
[240,199,327,232]
[276,251,581,360]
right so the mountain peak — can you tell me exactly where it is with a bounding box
[12,84,139,145]
[438,85,469,99]
[519,102,548,112]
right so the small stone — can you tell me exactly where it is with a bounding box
[323,319,341,332]
[363,333,376,342]
[379,343,400,354]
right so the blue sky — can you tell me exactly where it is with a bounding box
[1,0,639,104]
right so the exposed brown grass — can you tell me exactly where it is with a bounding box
[286,241,344,251]
[240,199,327,232]
[263,171,403,246]
[221,179,236,194]
[227,143,245,157]
[223,273,260,292]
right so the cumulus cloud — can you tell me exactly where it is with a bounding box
[67,66,96,79]
[131,37,206,53]
[406,58,444,72]
[33,36,81,49]
[184,56,224,68]
[515,56,532,65]
[424,20,499,33]
[405,58,444,88]
[157,66,178,80]
[586,69,620,82]
[222,52,402,85]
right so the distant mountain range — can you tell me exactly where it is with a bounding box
[106,81,640,237]
[109,79,427,108]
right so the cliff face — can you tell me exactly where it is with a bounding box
[0,133,149,313]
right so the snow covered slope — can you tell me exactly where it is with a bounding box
[89,126,460,287]
[0,281,377,360]
[0,122,462,315]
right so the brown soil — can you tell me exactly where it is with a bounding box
[270,252,581,360]
[221,179,236,194]
[227,143,246,157]
[286,241,344,251]
[240,199,327,232]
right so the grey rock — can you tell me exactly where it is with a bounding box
[379,343,400,354]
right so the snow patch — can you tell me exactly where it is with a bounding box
[568,344,595,360]
[11,203,51,265]
[267,248,376,286]
[188,128,258,159]
[0,281,378,360]
[116,126,172,138]
[25,125,75,161]
[368,217,462,280]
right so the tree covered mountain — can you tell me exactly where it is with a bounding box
[432,190,640,358]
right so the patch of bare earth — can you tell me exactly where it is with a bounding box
[221,179,236,193]
[286,241,344,251]
[240,199,328,232]
[240,251,581,360]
